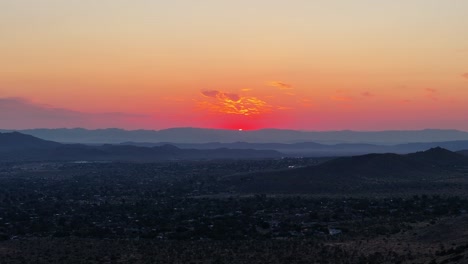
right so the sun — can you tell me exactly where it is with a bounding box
[238,128,243,131]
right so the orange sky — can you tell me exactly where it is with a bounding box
[1,0,468,130]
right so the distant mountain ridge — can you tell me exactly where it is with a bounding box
[2,128,468,144]
[0,132,283,161]
[120,140,468,156]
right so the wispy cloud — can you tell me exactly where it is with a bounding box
[425,88,438,101]
[0,97,150,129]
[268,81,293,90]
[462,73,468,79]
[162,96,186,102]
[330,95,352,102]
[201,90,240,101]
[396,99,412,105]
[361,91,374,97]
[301,98,314,108]
[277,106,293,110]
[330,91,353,102]
[201,90,222,98]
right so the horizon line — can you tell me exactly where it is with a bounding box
[1,127,468,133]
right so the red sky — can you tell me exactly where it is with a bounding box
[1,1,468,131]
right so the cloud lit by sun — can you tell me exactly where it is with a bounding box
[198,90,272,116]
[196,80,314,121]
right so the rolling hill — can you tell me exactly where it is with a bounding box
[223,148,468,194]
[0,131,61,151]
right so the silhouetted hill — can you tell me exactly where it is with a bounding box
[224,148,468,194]
[0,132,61,151]
[407,147,468,167]
[315,153,434,178]
[459,150,468,156]
[0,132,283,161]
[395,140,468,152]
[2,128,468,144]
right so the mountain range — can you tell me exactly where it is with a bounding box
[0,132,282,161]
[2,128,468,144]
[120,140,468,156]
[3,131,468,195]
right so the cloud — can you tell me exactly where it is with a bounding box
[330,95,352,102]
[330,90,353,102]
[224,93,241,101]
[268,81,293,90]
[424,88,438,101]
[0,97,150,129]
[162,96,186,102]
[201,90,221,98]
[277,106,293,110]
[361,91,374,97]
[300,98,314,108]
[462,73,468,79]
[199,90,272,116]
[201,90,241,101]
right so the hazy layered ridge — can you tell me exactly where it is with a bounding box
[121,140,468,157]
[0,132,282,161]
[2,128,468,144]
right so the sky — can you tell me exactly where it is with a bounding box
[1,0,468,131]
